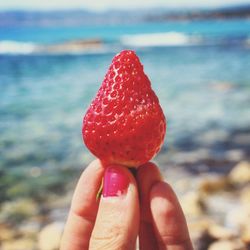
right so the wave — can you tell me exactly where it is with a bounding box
[246,37,250,46]
[121,32,250,47]
[0,34,200,55]
[1,34,249,55]
[0,41,37,54]
[0,39,113,55]
[120,32,203,47]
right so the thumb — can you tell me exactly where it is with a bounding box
[89,165,139,250]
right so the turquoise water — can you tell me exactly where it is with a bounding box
[1,19,250,43]
[0,19,250,200]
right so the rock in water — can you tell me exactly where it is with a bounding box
[240,185,250,209]
[208,223,236,239]
[241,225,250,246]
[229,161,250,185]
[199,175,230,194]
[1,238,35,250]
[180,191,205,217]
[208,240,246,250]
[38,222,64,250]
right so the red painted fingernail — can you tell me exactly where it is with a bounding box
[103,165,129,197]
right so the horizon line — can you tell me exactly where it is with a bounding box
[0,2,249,13]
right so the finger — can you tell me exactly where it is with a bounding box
[136,162,163,250]
[60,159,105,250]
[89,165,139,250]
[150,181,193,250]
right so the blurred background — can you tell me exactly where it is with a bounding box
[0,0,250,249]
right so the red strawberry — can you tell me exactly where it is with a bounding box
[82,50,166,167]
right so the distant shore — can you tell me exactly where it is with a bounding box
[0,4,250,27]
[146,5,250,22]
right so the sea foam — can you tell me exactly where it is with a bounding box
[121,32,202,47]
[0,41,37,54]
[0,40,113,55]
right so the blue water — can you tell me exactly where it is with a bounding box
[1,19,250,43]
[0,18,250,200]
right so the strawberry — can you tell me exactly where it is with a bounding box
[82,50,166,167]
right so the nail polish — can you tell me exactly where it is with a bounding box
[103,165,129,197]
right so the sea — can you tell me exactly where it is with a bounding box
[0,17,250,199]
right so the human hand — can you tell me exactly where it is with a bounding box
[60,160,193,250]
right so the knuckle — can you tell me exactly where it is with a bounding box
[90,224,133,250]
[158,234,193,250]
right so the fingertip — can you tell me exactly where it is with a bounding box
[138,161,160,174]
[150,181,176,202]
[71,159,104,217]
[137,162,163,189]
[109,164,138,184]
[137,162,163,213]
[102,164,135,198]
[88,158,105,172]
[150,182,180,220]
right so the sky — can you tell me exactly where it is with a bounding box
[0,0,250,11]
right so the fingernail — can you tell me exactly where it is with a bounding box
[103,165,129,197]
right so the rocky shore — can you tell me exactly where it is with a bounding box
[1,126,250,250]
[35,39,104,54]
[0,39,105,55]
[0,158,249,250]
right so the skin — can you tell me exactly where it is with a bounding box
[60,160,193,250]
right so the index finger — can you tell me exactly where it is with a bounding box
[60,159,104,250]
